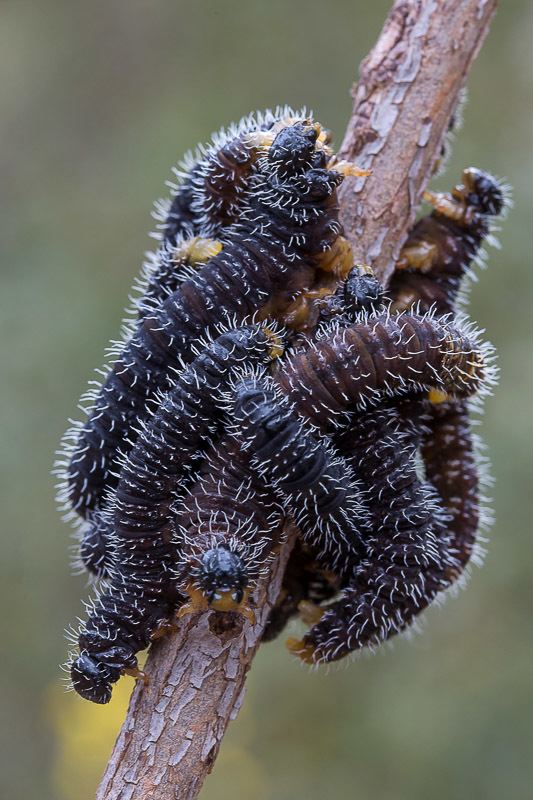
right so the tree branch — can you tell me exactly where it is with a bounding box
[97,2,497,798]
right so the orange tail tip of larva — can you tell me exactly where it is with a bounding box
[297,600,326,626]
[286,636,320,664]
[328,158,372,178]
[123,666,149,685]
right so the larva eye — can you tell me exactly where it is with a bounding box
[199,548,248,601]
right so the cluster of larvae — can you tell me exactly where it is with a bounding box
[55,107,505,703]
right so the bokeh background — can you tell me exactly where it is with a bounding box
[1,1,532,798]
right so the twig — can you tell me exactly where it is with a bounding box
[96,2,498,798]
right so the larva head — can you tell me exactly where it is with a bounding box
[316,267,384,324]
[70,653,113,704]
[268,122,322,177]
[342,267,384,316]
[198,547,249,609]
[454,168,505,217]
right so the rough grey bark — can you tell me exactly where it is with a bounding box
[338,0,498,283]
[96,1,498,798]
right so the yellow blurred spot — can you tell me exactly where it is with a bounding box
[428,388,450,405]
[44,658,146,800]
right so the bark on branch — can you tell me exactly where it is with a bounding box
[97,2,497,798]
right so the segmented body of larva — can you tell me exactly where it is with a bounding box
[68,324,282,701]
[60,120,352,526]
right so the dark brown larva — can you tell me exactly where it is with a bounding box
[173,436,284,617]
[275,312,489,430]
[161,107,314,244]
[62,121,350,523]
[389,167,508,317]
[68,324,281,702]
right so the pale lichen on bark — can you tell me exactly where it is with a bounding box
[96,2,498,798]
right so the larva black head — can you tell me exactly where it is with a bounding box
[317,267,384,324]
[268,122,319,176]
[198,547,248,606]
[301,168,343,201]
[70,653,114,704]
[455,168,505,216]
[342,268,384,316]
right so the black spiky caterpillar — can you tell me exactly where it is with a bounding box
[161,107,330,244]
[387,167,506,572]
[68,323,282,702]
[172,434,284,614]
[389,167,508,317]
[287,402,456,663]
[61,120,353,528]
[229,375,368,574]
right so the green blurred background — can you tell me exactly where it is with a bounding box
[1,1,532,798]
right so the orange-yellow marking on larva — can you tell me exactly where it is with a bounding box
[328,158,372,179]
[396,240,438,272]
[298,600,326,625]
[315,235,354,278]
[263,326,285,360]
[428,388,451,405]
[173,237,223,268]
[176,584,256,624]
[286,636,320,665]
